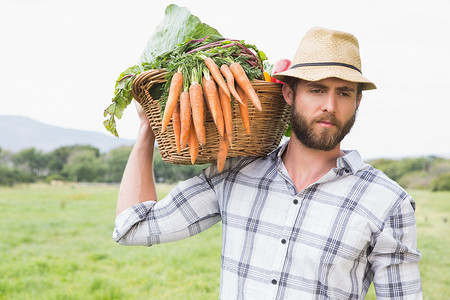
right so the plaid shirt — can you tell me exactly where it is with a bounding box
[114,142,422,299]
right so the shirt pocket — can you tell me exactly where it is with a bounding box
[319,226,369,266]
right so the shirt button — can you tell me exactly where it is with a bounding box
[271,279,277,285]
[281,239,287,244]
[293,199,299,205]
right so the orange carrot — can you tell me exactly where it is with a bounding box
[216,134,230,172]
[236,85,250,134]
[204,57,230,97]
[220,64,244,106]
[189,68,206,146]
[203,71,224,137]
[188,122,199,164]
[161,71,183,132]
[229,63,262,111]
[172,102,181,153]
[179,90,191,149]
[218,86,233,146]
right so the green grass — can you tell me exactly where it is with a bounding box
[363,189,450,300]
[0,183,221,300]
[0,185,448,299]
[412,190,450,298]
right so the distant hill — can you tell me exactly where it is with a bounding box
[0,115,135,153]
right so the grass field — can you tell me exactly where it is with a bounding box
[0,184,448,299]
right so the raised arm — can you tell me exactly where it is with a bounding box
[116,101,157,215]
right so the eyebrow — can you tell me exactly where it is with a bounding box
[337,86,356,92]
[305,83,355,92]
[306,83,328,89]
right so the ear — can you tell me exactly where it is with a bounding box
[282,83,294,106]
[356,93,362,110]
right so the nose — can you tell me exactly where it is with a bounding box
[321,93,337,113]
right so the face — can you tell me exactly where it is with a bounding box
[283,77,361,151]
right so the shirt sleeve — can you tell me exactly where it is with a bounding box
[368,195,423,299]
[113,169,221,246]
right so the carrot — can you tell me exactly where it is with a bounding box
[220,64,244,106]
[161,70,183,133]
[236,85,250,134]
[179,90,191,149]
[189,68,206,146]
[189,82,206,145]
[229,62,262,111]
[216,134,230,172]
[203,70,224,137]
[188,122,199,164]
[218,86,233,146]
[172,102,181,153]
[204,57,230,97]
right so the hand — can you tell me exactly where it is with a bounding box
[134,100,149,125]
[134,100,155,142]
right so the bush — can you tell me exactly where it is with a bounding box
[0,166,36,186]
[103,146,133,183]
[370,156,450,191]
[62,147,106,182]
[431,173,450,191]
[45,173,67,184]
[153,149,208,183]
[397,171,433,190]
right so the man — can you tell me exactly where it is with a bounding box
[113,27,422,299]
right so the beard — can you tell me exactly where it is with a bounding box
[290,103,357,151]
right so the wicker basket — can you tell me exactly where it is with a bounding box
[131,69,291,165]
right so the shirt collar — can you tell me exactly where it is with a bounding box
[337,150,364,174]
[273,140,364,175]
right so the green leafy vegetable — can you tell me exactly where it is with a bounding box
[138,5,221,66]
[104,4,223,137]
[103,4,269,137]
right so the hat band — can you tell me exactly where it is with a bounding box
[290,62,361,73]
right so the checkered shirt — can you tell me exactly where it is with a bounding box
[114,142,422,299]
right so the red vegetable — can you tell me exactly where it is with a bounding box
[271,59,291,84]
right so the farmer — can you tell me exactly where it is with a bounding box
[113,27,422,299]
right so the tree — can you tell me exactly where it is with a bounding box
[0,147,12,166]
[103,146,133,182]
[12,148,48,177]
[152,148,207,183]
[62,146,105,182]
[0,147,34,186]
[46,146,74,175]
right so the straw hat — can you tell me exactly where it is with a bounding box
[273,27,376,90]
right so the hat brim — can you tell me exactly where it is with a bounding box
[272,65,376,91]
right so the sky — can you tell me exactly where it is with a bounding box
[1,0,449,160]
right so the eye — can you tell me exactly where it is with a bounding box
[311,88,323,94]
[337,90,353,97]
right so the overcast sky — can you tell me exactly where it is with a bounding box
[1,0,449,160]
